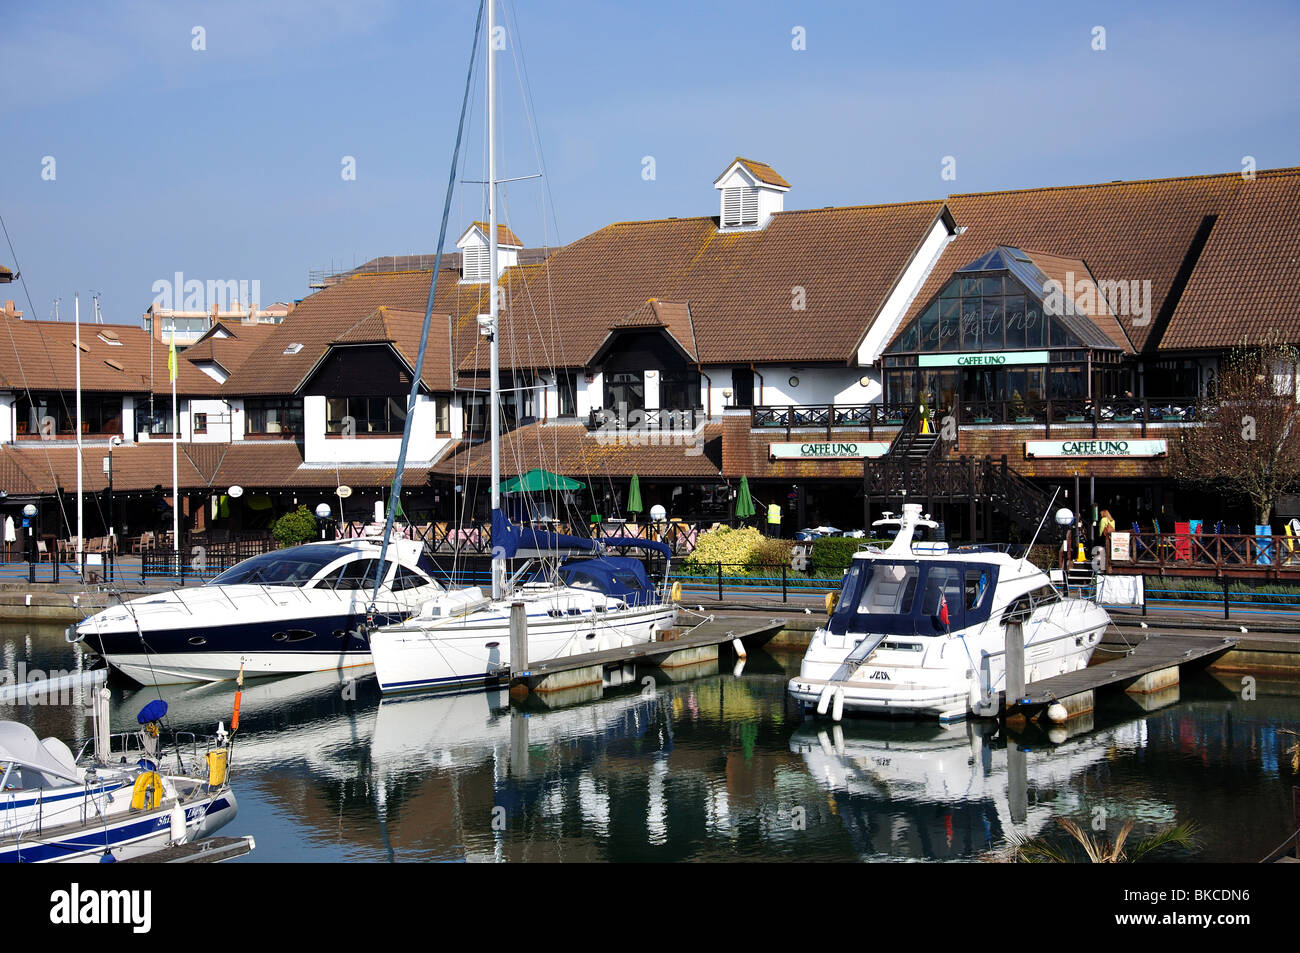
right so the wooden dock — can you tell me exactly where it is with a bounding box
[121,835,255,864]
[513,616,785,695]
[1002,632,1238,718]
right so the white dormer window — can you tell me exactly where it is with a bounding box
[462,243,490,283]
[722,187,760,228]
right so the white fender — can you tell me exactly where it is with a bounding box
[831,687,845,723]
[1046,701,1069,724]
[169,804,186,844]
[732,637,747,659]
[816,684,834,716]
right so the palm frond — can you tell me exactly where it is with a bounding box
[1127,821,1200,863]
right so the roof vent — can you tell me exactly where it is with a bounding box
[284,343,304,355]
[97,330,122,346]
[713,158,789,232]
[105,358,124,371]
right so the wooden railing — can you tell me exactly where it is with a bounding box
[586,407,702,432]
[1110,530,1300,577]
[751,403,911,439]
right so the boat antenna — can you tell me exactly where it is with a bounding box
[368,0,486,617]
[1023,486,1062,561]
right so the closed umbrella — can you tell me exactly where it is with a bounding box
[734,476,756,521]
[627,475,643,514]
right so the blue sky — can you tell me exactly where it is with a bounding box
[2,0,1297,326]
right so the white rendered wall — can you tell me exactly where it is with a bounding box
[303,393,449,465]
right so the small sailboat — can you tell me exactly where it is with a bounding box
[367,0,678,693]
[0,693,240,863]
[788,503,1109,720]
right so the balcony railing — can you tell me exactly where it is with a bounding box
[954,396,1201,436]
[586,407,702,432]
[750,403,911,439]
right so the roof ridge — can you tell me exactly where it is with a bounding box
[950,166,1300,199]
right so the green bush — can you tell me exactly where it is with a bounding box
[1143,576,1300,607]
[272,505,318,548]
[807,537,887,573]
[681,526,766,575]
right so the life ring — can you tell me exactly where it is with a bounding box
[670,581,682,603]
[825,591,839,615]
[131,771,163,811]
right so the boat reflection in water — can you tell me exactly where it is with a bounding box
[789,715,1175,860]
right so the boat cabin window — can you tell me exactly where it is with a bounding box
[326,558,391,591]
[208,546,360,586]
[829,560,999,636]
[390,565,434,591]
[1001,585,1060,625]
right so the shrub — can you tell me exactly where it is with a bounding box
[808,537,869,573]
[681,526,767,575]
[272,505,318,548]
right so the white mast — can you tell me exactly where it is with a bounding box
[488,0,503,601]
[75,293,83,566]
[171,320,180,564]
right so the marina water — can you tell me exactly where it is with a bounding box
[3,622,1296,862]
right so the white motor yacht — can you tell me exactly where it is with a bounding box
[788,503,1109,721]
[71,537,443,685]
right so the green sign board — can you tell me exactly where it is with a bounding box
[919,350,1050,368]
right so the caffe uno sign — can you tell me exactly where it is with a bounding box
[769,441,890,460]
[919,350,1049,368]
[1024,438,1168,459]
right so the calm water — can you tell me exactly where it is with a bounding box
[3,622,1297,862]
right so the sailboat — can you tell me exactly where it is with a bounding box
[367,0,679,694]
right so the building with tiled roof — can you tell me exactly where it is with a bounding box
[3,159,1298,554]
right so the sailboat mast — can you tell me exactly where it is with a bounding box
[75,292,83,566]
[488,0,503,601]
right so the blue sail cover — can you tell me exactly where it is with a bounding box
[602,536,672,559]
[491,508,599,558]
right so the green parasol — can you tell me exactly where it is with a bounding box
[498,468,586,494]
[627,474,643,514]
[734,476,756,520]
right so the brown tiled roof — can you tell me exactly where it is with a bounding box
[432,420,723,479]
[0,313,220,396]
[329,307,456,391]
[592,299,698,363]
[716,158,791,190]
[898,170,1262,353]
[721,413,898,480]
[467,222,524,248]
[222,270,490,396]
[1162,169,1300,350]
[182,322,279,377]
[1020,249,1135,353]
[0,440,451,495]
[471,201,948,371]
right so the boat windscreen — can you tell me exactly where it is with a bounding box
[827,560,998,636]
[207,546,360,586]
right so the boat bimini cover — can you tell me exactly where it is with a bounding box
[491,509,600,559]
[558,556,658,606]
[0,721,83,783]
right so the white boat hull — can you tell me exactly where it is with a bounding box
[372,593,678,693]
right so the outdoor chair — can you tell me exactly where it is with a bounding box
[36,540,52,562]
[1130,521,1157,561]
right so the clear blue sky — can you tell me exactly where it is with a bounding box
[2,0,1297,326]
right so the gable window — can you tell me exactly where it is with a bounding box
[245,398,303,436]
[434,395,452,434]
[326,396,408,435]
[722,187,760,228]
[193,412,208,434]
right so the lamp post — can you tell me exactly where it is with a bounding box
[106,436,121,582]
[315,502,332,541]
[23,503,37,583]
[1054,506,1075,584]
